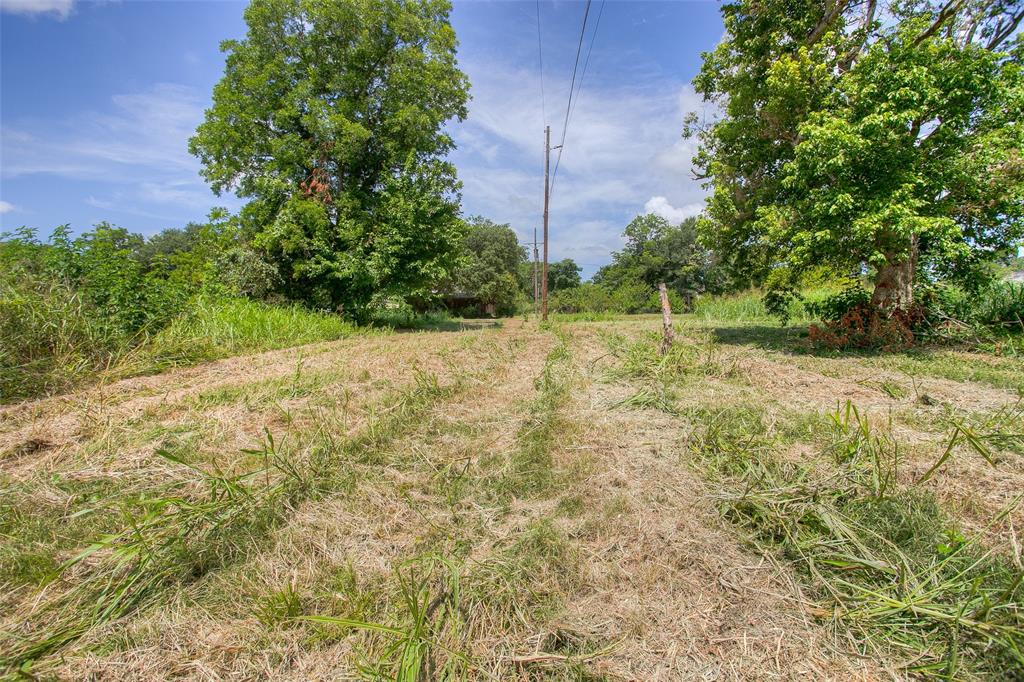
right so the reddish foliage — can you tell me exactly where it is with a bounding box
[300,166,333,203]
[808,303,925,351]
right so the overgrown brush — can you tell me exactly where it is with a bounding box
[687,402,1024,678]
[0,276,128,401]
[0,226,360,402]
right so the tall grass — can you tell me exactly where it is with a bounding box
[132,297,360,371]
[0,278,126,401]
[1,295,361,403]
[692,286,838,325]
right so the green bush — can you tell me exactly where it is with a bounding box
[972,281,1024,328]
[609,280,653,314]
[550,284,614,314]
[645,287,686,313]
[803,285,872,323]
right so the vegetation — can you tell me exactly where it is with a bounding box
[446,216,525,316]
[549,213,726,315]
[5,0,1024,678]
[690,0,1024,314]
[5,311,1022,678]
[189,0,470,319]
[0,224,358,402]
[594,214,725,303]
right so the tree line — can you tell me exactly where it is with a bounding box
[4,0,1022,357]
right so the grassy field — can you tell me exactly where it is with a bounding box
[1,311,1021,680]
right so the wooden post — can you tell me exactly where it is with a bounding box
[533,227,539,316]
[541,125,551,322]
[658,283,674,355]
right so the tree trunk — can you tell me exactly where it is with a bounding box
[870,248,916,312]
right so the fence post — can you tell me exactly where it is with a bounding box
[658,283,674,355]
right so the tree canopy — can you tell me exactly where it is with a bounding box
[547,259,582,292]
[190,0,470,319]
[450,216,525,315]
[594,214,726,300]
[690,0,1024,312]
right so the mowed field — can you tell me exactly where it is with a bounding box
[1,315,1022,680]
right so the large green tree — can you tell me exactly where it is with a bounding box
[594,214,725,300]
[547,259,582,292]
[451,216,526,315]
[690,0,1024,312]
[190,0,470,319]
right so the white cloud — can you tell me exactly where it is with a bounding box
[0,0,74,19]
[643,196,703,223]
[0,200,14,214]
[450,58,712,269]
[1,83,231,225]
[2,83,204,180]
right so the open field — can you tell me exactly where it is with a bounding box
[1,315,1022,680]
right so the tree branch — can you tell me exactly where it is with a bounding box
[914,0,967,46]
[807,0,852,44]
[986,8,1024,50]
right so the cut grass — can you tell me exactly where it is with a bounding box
[689,402,1024,678]
[483,328,576,500]
[605,331,1024,678]
[0,370,459,675]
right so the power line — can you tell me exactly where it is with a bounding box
[568,0,605,125]
[550,0,601,196]
[535,0,547,126]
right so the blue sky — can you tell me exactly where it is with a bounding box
[1,0,723,277]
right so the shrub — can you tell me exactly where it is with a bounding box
[803,285,871,323]
[609,280,652,314]
[215,247,282,301]
[972,281,1024,328]
[645,287,687,313]
[550,284,613,314]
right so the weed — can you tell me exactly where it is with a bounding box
[686,403,1024,678]
[919,399,1024,483]
[304,555,470,681]
[253,578,304,628]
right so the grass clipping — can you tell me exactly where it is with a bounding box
[689,402,1024,678]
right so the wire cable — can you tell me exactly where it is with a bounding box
[568,0,605,125]
[549,0,597,196]
[536,0,544,124]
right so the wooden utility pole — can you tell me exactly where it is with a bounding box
[532,227,539,315]
[541,125,551,321]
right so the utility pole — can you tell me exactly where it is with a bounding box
[532,227,539,315]
[542,125,551,322]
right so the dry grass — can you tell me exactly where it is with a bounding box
[2,315,1021,680]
